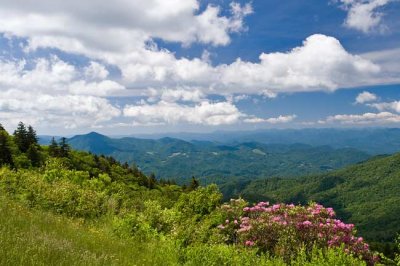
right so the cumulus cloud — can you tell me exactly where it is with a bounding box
[84,61,109,80]
[123,100,245,126]
[325,112,400,124]
[244,115,297,124]
[147,88,206,103]
[0,0,386,94]
[0,0,251,50]
[355,91,378,104]
[368,101,400,113]
[116,34,382,94]
[338,0,392,33]
[218,34,380,93]
[123,96,296,126]
[0,0,397,131]
[0,57,122,129]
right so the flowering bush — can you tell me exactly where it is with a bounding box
[218,200,378,265]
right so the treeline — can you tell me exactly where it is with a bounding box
[0,122,71,168]
[0,122,201,191]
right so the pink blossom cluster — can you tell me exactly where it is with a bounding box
[218,201,378,265]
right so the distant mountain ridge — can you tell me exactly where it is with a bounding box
[66,132,370,183]
[124,128,400,155]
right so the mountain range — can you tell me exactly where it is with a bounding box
[65,132,370,184]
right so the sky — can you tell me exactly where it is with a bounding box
[0,0,399,135]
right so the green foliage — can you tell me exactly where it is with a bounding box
[237,153,400,256]
[0,124,383,265]
[0,129,13,167]
[68,132,370,183]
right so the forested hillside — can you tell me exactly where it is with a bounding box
[236,153,400,253]
[66,132,370,182]
[1,122,394,265]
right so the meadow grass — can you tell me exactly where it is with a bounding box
[0,197,179,266]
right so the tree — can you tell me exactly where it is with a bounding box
[189,176,200,191]
[148,173,157,189]
[27,144,41,167]
[48,137,60,157]
[0,130,13,167]
[59,137,70,158]
[27,125,38,146]
[13,122,29,152]
[0,123,5,132]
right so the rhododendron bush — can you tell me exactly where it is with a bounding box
[218,199,378,265]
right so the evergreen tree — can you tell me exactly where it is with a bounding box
[189,176,200,191]
[59,137,70,158]
[48,137,60,157]
[148,173,157,189]
[0,123,5,132]
[13,122,29,152]
[27,125,38,146]
[27,144,41,167]
[0,130,13,167]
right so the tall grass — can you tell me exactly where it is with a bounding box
[0,196,369,265]
[0,197,179,266]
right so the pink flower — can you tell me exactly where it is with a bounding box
[245,240,255,246]
[302,220,312,226]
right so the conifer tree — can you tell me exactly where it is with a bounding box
[48,137,60,157]
[148,173,157,189]
[189,176,200,191]
[27,144,41,167]
[0,123,5,131]
[0,130,13,166]
[27,125,39,146]
[13,122,29,152]
[59,137,70,157]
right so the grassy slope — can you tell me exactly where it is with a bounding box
[0,196,368,266]
[0,197,179,266]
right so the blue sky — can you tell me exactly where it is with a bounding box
[0,0,399,135]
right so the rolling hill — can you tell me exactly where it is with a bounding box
[67,132,370,183]
[237,153,400,244]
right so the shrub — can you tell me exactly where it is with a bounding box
[218,201,378,265]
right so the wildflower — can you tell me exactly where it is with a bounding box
[245,240,255,246]
[302,220,312,226]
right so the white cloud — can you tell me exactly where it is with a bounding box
[339,0,392,33]
[244,115,296,124]
[368,101,400,113]
[0,0,387,95]
[123,96,296,126]
[123,100,244,126]
[84,61,109,80]
[0,57,122,129]
[158,88,206,103]
[117,34,382,95]
[0,0,251,50]
[355,91,378,104]
[69,80,125,97]
[361,48,400,84]
[0,0,398,131]
[325,111,400,124]
[217,34,380,93]
[0,91,121,129]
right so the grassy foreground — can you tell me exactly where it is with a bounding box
[0,196,370,266]
[0,197,181,266]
